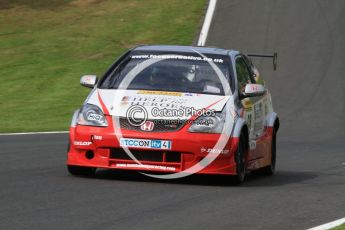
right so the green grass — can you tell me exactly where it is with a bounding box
[0,0,206,132]
[332,223,345,230]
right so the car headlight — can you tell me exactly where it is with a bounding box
[77,104,108,127]
[188,111,225,133]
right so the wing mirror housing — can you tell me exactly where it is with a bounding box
[242,84,266,98]
[80,75,98,88]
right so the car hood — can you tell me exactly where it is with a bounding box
[86,89,232,120]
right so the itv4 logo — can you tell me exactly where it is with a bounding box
[150,140,171,150]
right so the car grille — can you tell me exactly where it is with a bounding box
[118,118,186,132]
[110,148,181,163]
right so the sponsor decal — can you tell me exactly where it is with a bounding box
[93,135,103,141]
[251,85,260,91]
[116,163,176,171]
[201,147,229,154]
[87,113,103,122]
[120,138,171,150]
[131,54,224,63]
[121,95,188,109]
[74,141,92,146]
[247,112,253,128]
[121,96,131,105]
[243,99,253,109]
[140,121,154,131]
[137,90,182,96]
[250,141,257,150]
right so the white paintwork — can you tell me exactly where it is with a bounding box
[244,84,265,96]
[80,75,97,88]
[89,89,231,120]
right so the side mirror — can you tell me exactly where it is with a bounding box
[242,84,266,98]
[80,75,98,88]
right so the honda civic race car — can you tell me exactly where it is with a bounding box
[67,45,279,183]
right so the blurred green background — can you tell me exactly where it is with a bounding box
[0,0,205,132]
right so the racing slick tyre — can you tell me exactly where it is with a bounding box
[260,129,277,176]
[67,165,96,177]
[233,133,247,184]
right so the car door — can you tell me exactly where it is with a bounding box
[242,56,266,139]
[235,56,256,143]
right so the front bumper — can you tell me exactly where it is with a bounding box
[67,120,239,175]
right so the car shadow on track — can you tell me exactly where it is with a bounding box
[243,170,318,187]
[85,169,318,187]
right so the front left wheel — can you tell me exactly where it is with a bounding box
[233,133,247,184]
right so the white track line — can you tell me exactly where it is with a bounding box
[307,217,345,230]
[2,1,217,136]
[197,0,217,46]
[0,131,68,136]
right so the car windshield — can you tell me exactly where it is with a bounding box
[99,52,232,95]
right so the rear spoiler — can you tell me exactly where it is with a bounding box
[247,52,278,70]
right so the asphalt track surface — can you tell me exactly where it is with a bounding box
[1,1,345,230]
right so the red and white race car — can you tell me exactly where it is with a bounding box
[67,45,279,183]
